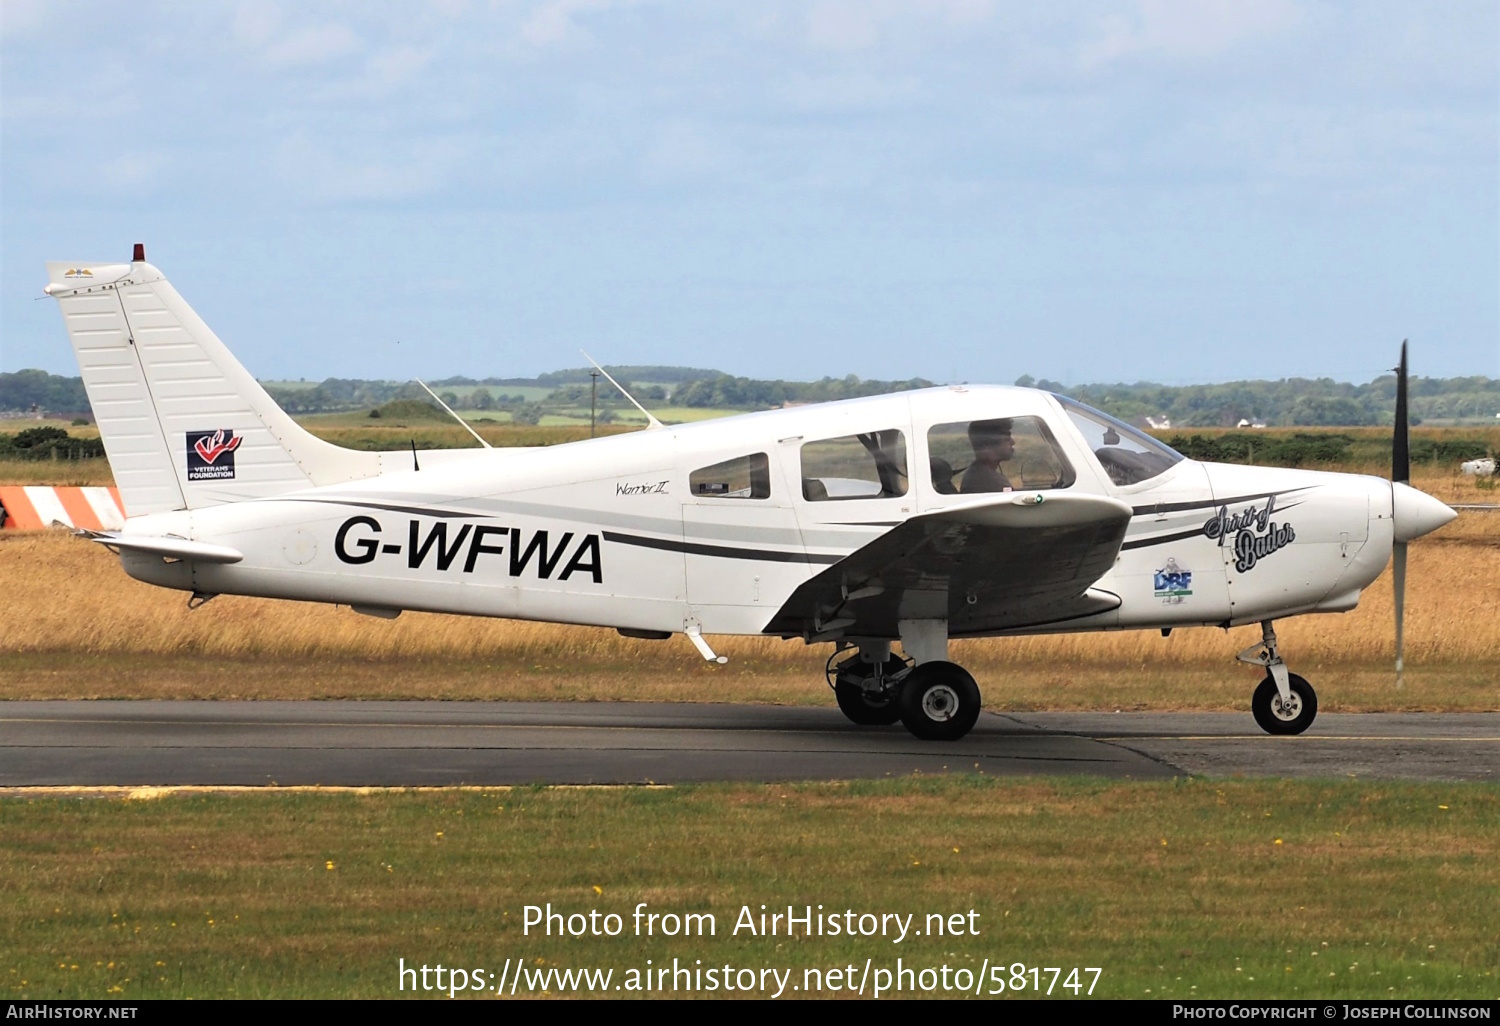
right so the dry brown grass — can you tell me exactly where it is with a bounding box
[0,457,114,486]
[1,470,1495,707]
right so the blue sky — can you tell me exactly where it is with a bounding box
[3,1,1495,385]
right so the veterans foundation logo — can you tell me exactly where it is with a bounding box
[187,429,243,481]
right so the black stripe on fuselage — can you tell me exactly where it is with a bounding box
[1122,497,1306,550]
[1120,527,1205,551]
[289,498,489,519]
[1129,487,1314,517]
[603,530,844,565]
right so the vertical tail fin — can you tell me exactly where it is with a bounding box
[45,251,381,517]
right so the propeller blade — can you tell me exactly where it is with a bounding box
[1393,540,1407,689]
[1393,339,1409,484]
[1392,339,1409,689]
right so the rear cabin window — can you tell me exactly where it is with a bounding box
[927,416,1076,495]
[800,430,908,501]
[690,453,771,498]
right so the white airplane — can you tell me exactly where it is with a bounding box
[44,248,1457,741]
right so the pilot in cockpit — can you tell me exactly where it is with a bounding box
[960,418,1015,493]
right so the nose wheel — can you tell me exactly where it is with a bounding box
[1251,673,1318,735]
[1239,620,1318,735]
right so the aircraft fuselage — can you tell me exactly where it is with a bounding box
[116,385,1400,641]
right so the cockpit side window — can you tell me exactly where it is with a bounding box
[928,416,1076,494]
[690,453,771,499]
[799,430,908,501]
[1054,395,1184,486]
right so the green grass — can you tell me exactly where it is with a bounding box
[2,778,1495,999]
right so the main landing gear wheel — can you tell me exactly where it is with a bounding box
[830,654,907,726]
[1251,673,1318,736]
[899,661,982,741]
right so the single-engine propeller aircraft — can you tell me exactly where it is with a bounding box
[44,248,1456,741]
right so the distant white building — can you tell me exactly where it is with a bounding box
[1236,418,1268,429]
[1144,415,1172,430]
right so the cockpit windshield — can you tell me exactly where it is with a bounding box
[1054,395,1184,487]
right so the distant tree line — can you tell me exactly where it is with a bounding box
[673,374,935,408]
[1163,433,1490,467]
[1035,374,1500,428]
[0,370,90,414]
[5,366,1498,425]
[427,366,721,388]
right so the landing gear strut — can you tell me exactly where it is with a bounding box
[827,623,985,740]
[1238,620,1318,735]
[827,642,909,726]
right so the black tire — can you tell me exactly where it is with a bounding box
[899,661,982,741]
[834,681,903,725]
[832,655,906,726]
[1251,673,1317,735]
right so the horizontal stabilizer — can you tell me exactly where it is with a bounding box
[87,531,244,564]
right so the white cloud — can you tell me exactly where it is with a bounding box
[805,1,882,52]
[102,151,171,190]
[1079,0,1302,68]
[637,120,727,182]
[802,0,998,52]
[520,0,623,48]
[233,2,281,47]
[272,133,466,202]
[774,71,923,114]
[0,0,48,39]
[262,23,361,66]
[367,45,436,89]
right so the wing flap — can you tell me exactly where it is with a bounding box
[766,492,1131,638]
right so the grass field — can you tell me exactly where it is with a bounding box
[1,778,1494,1000]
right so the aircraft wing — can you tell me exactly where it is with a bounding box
[764,492,1133,639]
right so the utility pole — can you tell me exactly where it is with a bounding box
[590,370,599,437]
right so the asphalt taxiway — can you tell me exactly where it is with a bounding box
[1,702,1495,786]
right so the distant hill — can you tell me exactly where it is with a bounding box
[4,366,1498,426]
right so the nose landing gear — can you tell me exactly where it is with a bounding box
[1238,620,1318,735]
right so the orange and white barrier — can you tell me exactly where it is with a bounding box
[0,486,126,531]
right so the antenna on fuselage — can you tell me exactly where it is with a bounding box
[580,351,665,431]
[414,379,493,449]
